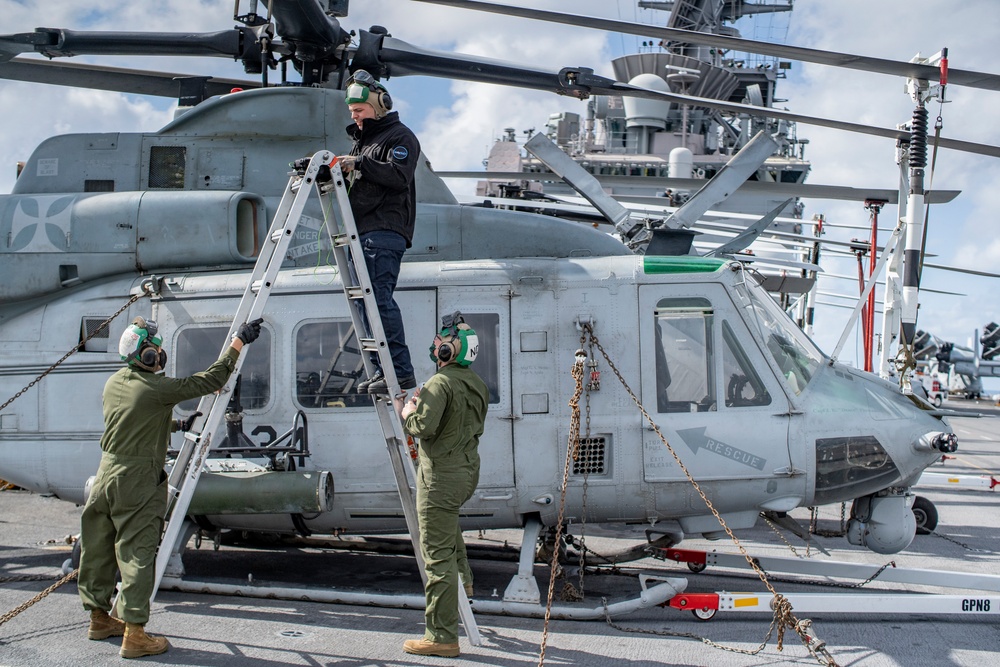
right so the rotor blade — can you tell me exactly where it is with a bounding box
[922,262,1000,279]
[0,28,244,61]
[0,57,260,98]
[409,0,1000,92]
[461,194,611,221]
[663,131,778,229]
[373,35,610,98]
[370,33,1000,157]
[706,198,792,257]
[522,132,631,231]
[727,254,822,273]
[439,171,960,205]
[603,81,1000,159]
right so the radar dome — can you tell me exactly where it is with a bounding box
[668,147,694,179]
[622,73,669,130]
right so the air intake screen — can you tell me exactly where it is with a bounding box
[81,317,111,353]
[149,146,186,189]
[572,436,607,476]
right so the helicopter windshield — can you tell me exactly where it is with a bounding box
[735,279,823,395]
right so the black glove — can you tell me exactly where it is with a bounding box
[174,411,202,432]
[236,318,264,345]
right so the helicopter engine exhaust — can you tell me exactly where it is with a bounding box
[846,490,916,554]
[1,190,266,303]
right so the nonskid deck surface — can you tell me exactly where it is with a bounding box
[2,406,999,667]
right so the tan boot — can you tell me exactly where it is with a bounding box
[87,609,125,640]
[120,622,170,659]
[403,638,460,658]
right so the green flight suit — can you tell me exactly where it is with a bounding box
[78,348,239,624]
[403,363,489,644]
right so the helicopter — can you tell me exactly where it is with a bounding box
[0,0,995,608]
[912,326,1000,401]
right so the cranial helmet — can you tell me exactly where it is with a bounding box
[119,316,166,371]
[345,69,393,119]
[429,311,479,367]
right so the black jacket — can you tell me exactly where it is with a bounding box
[345,112,421,247]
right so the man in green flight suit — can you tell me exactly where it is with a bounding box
[78,315,263,659]
[400,311,489,658]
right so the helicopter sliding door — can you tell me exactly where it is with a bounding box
[435,287,514,493]
[638,284,792,507]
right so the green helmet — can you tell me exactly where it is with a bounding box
[345,69,392,119]
[429,311,479,367]
[119,316,164,370]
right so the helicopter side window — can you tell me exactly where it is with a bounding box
[294,321,370,409]
[458,313,501,404]
[654,298,716,413]
[735,280,822,395]
[175,325,271,412]
[722,321,771,407]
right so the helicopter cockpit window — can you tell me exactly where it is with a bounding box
[175,325,271,412]
[654,298,716,413]
[294,321,369,409]
[735,281,822,394]
[458,313,501,404]
[722,320,771,407]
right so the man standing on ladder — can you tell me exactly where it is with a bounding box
[78,316,262,659]
[400,312,489,658]
[338,69,420,394]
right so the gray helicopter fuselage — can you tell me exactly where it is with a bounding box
[6,86,597,305]
[0,252,949,543]
[0,85,952,549]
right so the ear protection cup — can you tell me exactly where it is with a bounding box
[376,88,392,112]
[158,349,168,370]
[437,337,460,363]
[367,85,392,118]
[429,312,479,366]
[140,345,159,369]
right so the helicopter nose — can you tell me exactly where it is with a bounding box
[914,431,959,454]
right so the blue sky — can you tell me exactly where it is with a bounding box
[2,0,998,387]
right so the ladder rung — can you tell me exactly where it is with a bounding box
[359,338,381,351]
[345,286,368,300]
[328,370,362,379]
[332,233,354,247]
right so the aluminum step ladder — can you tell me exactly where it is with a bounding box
[318,151,481,645]
[150,151,481,645]
[149,153,338,600]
